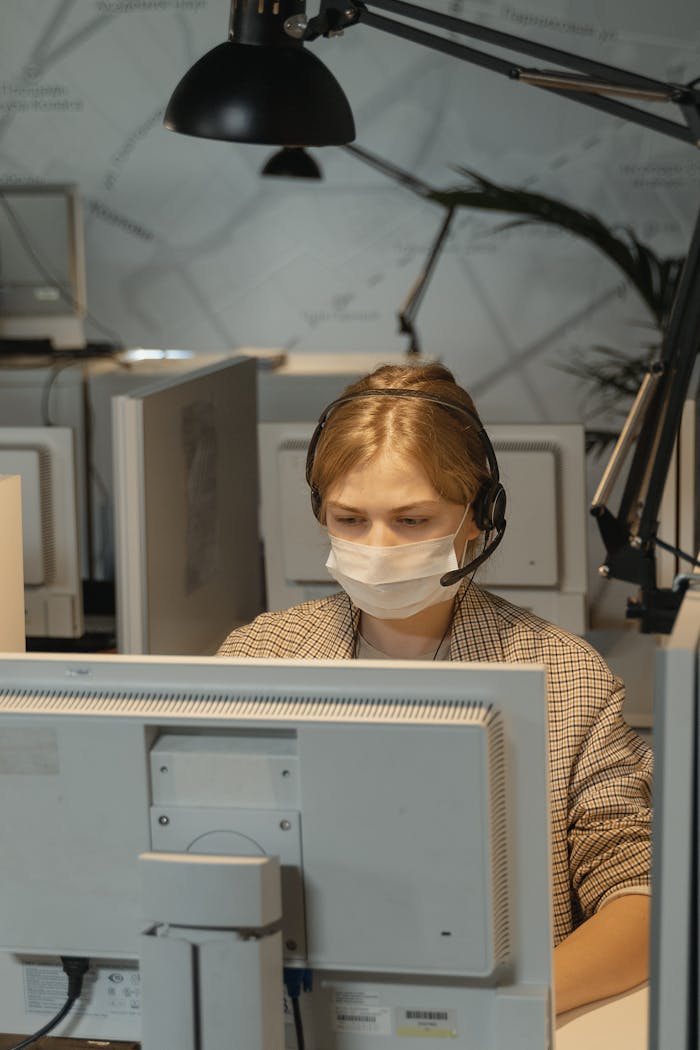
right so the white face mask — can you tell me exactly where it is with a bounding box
[325,508,470,620]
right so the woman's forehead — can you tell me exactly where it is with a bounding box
[326,451,441,505]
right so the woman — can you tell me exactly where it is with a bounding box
[218,361,652,1015]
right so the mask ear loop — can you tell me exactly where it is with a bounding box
[455,503,472,569]
[348,592,361,660]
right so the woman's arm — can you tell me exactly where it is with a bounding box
[554,893,650,1015]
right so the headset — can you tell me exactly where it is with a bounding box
[305,388,507,586]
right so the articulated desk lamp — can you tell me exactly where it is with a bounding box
[163,0,700,635]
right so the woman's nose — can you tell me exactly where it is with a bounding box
[365,521,396,546]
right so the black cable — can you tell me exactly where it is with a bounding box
[7,957,90,1050]
[284,967,311,1050]
[655,536,700,568]
[291,995,305,1050]
[8,997,75,1050]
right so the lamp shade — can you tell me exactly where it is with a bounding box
[164,36,355,146]
[261,147,323,178]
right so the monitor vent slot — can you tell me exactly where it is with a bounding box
[487,714,510,964]
[280,439,311,454]
[35,445,55,585]
[491,438,559,457]
[0,688,496,725]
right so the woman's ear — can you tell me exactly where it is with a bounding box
[460,507,481,546]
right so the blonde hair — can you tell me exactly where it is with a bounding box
[310,362,491,526]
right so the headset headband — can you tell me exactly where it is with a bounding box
[305,387,499,487]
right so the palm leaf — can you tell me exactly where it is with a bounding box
[428,168,684,327]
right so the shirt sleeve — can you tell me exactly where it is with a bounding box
[566,673,653,920]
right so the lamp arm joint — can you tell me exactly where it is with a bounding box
[301,0,364,40]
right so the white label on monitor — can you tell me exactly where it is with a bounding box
[396,1006,459,1038]
[23,962,141,1017]
[333,989,392,1035]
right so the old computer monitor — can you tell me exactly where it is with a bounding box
[0,653,552,1048]
[0,183,86,350]
[0,425,83,638]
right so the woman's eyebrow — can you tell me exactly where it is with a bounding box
[327,500,442,513]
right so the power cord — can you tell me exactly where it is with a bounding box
[7,956,90,1050]
[284,967,312,1050]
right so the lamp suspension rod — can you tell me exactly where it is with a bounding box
[342,143,433,197]
[363,0,682,95]
[516,71,676,102]
[398,205,457,355]
[591,364,664,513]
[357,8,698,145]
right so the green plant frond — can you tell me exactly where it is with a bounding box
[557,345,655,417]
[421,163,686,453]
[487,218,539,233]
[585,429,622,458]
[428,169,682,326]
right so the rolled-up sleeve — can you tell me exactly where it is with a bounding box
[567,675,652,919]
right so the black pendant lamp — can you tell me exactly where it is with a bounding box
[163,0,355,146]
[261,147,323,178]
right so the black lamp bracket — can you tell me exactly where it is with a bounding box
[290,0,700,631]
[297,0,700,145]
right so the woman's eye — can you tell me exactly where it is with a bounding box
[335,516,363,526]
[397,517,428,527]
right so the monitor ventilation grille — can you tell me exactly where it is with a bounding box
[0,687,495,725]
[280,438,311,453]
[36,445,55,585]
[486,713,510,965]
[492,438,559,457]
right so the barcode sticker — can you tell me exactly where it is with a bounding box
[333,989,392,1035]
[396,1005,458,1038]
[406,1010,450,1021]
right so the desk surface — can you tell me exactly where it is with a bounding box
[556,984,647,1049]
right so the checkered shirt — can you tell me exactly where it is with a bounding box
[218,584,652,946]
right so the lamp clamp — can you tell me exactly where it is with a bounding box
[294,0,363,41]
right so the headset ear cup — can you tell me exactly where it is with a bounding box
[310,485,322,521]
[473,481,507,533]
[490,483,507,532]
